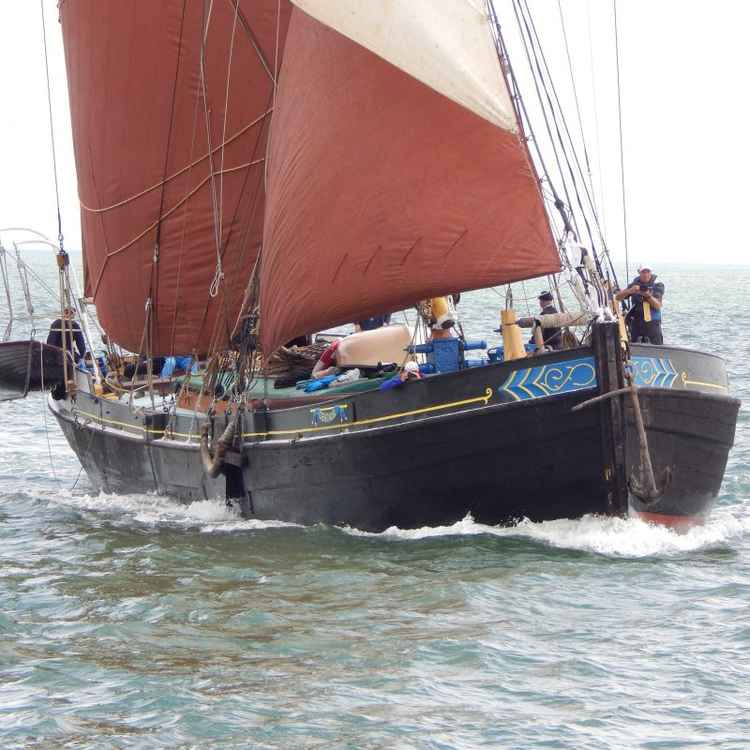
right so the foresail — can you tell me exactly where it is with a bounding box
[259,8,560,355]
[291,0,517,132]
[60,0,292,355]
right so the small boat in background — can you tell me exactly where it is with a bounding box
[0,340,65,395]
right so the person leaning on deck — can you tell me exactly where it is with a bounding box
[47,306,86,361]
[615,266,664,345]
[378,360,422,391]
[311,338,341,379]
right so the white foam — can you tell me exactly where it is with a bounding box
[342,506,750,557]
[41,487,749,554]
[43,490,300,532]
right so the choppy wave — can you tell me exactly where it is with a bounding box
[42,487,750,558]
[43,490,300,532]
[342,507,750,557]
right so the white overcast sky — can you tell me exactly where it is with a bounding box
[1,1,748,267]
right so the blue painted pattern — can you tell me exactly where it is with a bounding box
[310,404,350,427]
[499,357,597,402]
[630,356,678,388]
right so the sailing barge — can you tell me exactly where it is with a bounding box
[47,1,739,530]
[49,327,738,530]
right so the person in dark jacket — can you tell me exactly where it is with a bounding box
[615,266,664,344]
[355,313,392,332]
[519,291,562,350]
[47,307,86,361]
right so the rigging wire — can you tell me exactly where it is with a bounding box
[557,0,600,229]
[613,0,630,281]
[198,0,226,299]
[39,0,63,249]
[586,0,608,239]
[516,0,597,261]
[39,345,59,486]
[487,2,574,243]
[509,0,620,287]
[218,0,241,263]
[0,246,13,341]
[508,0,581,241]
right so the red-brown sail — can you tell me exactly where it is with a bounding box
[259,6,560,356]
[60,0,291,355]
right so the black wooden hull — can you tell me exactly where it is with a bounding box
[0,340,65,392]
[50,337,740,531]
[244,391,612,530]
[626,388,739,528]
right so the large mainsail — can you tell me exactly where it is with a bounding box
[60,0,292,355]
[259,2,560,355]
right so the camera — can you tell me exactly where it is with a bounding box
[639,284,650,292]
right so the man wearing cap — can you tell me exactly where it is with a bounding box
[615,266,664,345]
[518,291,562,350]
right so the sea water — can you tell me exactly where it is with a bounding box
[0,258,747,749]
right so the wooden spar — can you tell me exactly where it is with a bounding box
[518,310,593,329]
[591,320,628,515]
[572,382,661,501]
[627,383,660,499]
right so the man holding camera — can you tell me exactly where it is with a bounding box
[615,266,665,345]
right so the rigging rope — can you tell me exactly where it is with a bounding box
[509,0,580,241]
[520,0,615,283]
[40,346,60,486]
[586,0,608,239]
[517,0,597,257]
[557,0,600,230]
[0,246,13,341]
[198,0,225,299]
[78,113,271,214]
[218,0,242,265]
[613,0,630,281]
[488,3,572,240]
[40,0,63,249]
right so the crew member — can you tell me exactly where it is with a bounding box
[615,266,664,344]
[519,291,562,350]
[311,339,341,379]
[47,306,86,361]
[378,360,422,391]
[354,313,391,332]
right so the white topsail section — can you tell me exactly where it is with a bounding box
[290,0,518,133]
